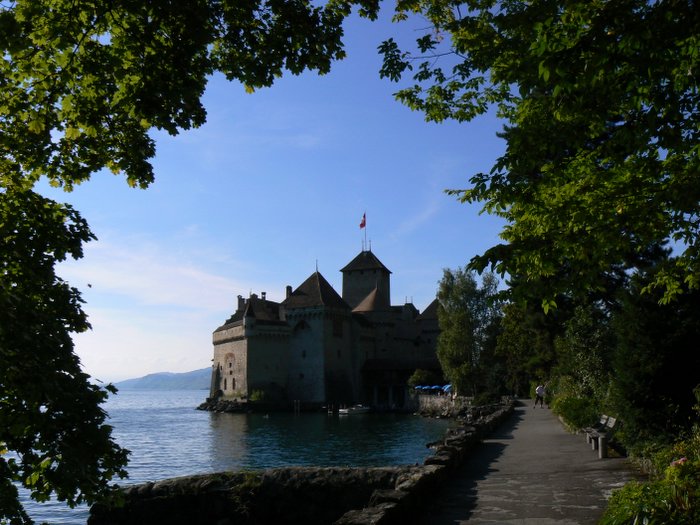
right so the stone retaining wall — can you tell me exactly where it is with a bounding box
[89,400,515,525]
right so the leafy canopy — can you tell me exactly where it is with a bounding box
[1,0,380,191]
[1,1,380,522]
[380,0,700,306]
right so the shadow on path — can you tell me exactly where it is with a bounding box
[409,400,639,525]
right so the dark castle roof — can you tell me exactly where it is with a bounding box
[417,298,439,320]
[282,272,350,310]
[215,294,282,331]
[340,250,391,274]
[352,286,391,313]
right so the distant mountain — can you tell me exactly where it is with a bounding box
[115,367,211,391]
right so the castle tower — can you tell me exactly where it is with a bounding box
[340,249,391,310]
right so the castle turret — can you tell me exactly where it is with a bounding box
[340,249,391,310]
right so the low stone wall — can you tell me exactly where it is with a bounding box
[89,400,515,525]
[416,394,468,418]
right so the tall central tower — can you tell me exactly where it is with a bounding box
[340,249,391,309]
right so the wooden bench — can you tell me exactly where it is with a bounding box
[584,415,618,459]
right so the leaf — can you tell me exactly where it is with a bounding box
[65,127,81,140]
[28,118,44,134]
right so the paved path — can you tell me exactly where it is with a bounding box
[411,400,641,524]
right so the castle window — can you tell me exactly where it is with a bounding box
[302,350,306,359]
[224,378,227,390]
[229,362,232,368]
[232,378,236,390]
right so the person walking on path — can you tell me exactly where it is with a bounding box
[534,383,546,408]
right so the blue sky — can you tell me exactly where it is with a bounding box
[41,12,507,382]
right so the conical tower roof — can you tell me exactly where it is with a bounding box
[340,249,391,274]
[352,286,391,313]
[282,272,350,310]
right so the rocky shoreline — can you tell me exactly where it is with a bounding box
[196,397,249,413]
[89,398,515,525]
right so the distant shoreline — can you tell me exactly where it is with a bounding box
[114,367,210,391]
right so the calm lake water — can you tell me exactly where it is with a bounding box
[23,390,452,524]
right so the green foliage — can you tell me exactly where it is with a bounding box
[601,457,700,525]
[553,303,613,402]
[436,268,501,396]
[0,1,382,522]
[600,480,675,525]
[598,386,700,524]
[1,0,380,192]
[1,189,129,523]
[472,391,500,407]
[380,0,700,305]
[407,369,442,388]
[551,395,598,431]
[495,301,557,396]
[609,275,700,449]
[249,390,266,403]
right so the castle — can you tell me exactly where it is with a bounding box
[208,249,441,409]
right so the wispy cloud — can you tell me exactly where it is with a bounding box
[58,236,241,312]
[74,306,215,383]
[393,197,442,238]
[55,234,256,381]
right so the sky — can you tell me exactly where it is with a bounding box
[40,11,507,383]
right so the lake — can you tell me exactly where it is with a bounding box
[23,390,452,524]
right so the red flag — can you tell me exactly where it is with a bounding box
[359,213,366,229]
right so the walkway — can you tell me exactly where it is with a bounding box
[411,400,641,524]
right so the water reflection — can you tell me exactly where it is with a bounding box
[208,412,251,468]
[207,412,452,470]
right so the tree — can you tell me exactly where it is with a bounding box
[380,0,700,307]
[407,369,442,388]
[495,302,557,397]
[552,302,613,406]
[610,271,700,449]
[1,1,380,522]
[436,268,501,396]
[0,190,129,522]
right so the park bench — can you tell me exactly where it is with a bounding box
[583,415,619,459]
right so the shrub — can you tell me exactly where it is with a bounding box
[249,389,266,402]
[600,480,673,525]
[600,457,700,525]
[602,387,700,525]
[551,395,598,429]
[472,391,500,406]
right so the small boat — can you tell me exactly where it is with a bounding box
[338,404,370,415]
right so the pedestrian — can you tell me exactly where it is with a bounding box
[534,384,545,408]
